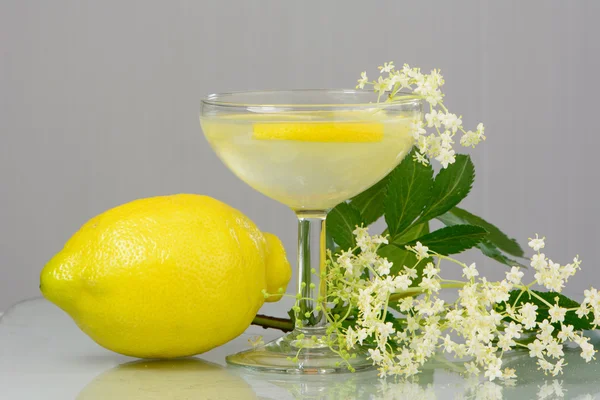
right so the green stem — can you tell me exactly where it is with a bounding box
[389,282,466,302]
[528,290,554,308]
[251,314,294,332]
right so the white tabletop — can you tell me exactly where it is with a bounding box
[1,298,599,399]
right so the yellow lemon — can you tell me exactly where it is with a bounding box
[40,194,292,358]
[252,122,384,142]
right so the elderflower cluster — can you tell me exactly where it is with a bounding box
[320,229,598,381]
[356,62,485,168]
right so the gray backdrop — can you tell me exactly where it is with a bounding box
[1,0,599,315]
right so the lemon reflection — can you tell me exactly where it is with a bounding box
[77,358,259,400]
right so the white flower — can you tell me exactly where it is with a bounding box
[528,234,546,251]
[376,258,393,276]
[374,76,392,96]
[356,71,369,89]
[403,265,418,279]
[331,227,590,380]
[506,267,524,285]
[557,324,575,342]
[378,61,395,73]
[345,326,357,349]
[460,130,478,148]
[375,321,395,342]
[441,334,455,353]
[505,322,523,339]
[538,319,555,341]
[520,303,539,329]
[368,348,384,363]
[411,242,429,260]
[406,315,420,332]
[498,333,516,351]
[355,62,483,168]
[424,109,442,128]
[425,89,443,107]
[584,287,599,304]
[484,358,503,381]
[390,71,411,88]
[528,339,545,358]
[393,275,411,291]
[425,135,442,156]
[356,328,368,345]
[462,263,479,279]
[435,148,456,169]
[551,359,565,377]
[545,339,564,359]
[410,119,427,140]
[531,253,548,269]
[420,276,441,293]
[575,303,591,318]
[440,131,454,148]
[548,303,567,323]
[398,296,414,312]
[580,339,596,362]
[423,262,439,278]
[439,113,462,133]
[476,122,486,136]
[371,235,389,245]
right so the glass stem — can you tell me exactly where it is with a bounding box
[296,211,327,331]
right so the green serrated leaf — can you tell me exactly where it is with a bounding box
[395,222,430,244]
[384,151,434,236]
[415,154,475,225]
[399,224,488,255]
[379,222,429,274]
[349,178,388,226]
[325,229,338,254]
[500,290,594,331]
[477,240,527,268]
[443,207,524,257]
[437,207,525,267]
[326,202,362,251]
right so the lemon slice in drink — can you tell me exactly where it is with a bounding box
[253,108,384,143]
[253,122,384,143]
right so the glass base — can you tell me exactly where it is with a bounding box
[226,328,374,374]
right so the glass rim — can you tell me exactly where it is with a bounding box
[201,89,422,110]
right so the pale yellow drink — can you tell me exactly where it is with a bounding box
[201,112,415,210]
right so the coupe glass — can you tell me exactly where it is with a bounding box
[200,89,422,373]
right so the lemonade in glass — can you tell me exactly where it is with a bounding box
[200,90,422,373]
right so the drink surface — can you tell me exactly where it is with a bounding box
[201,111,415,210]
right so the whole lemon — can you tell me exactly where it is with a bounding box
[40,194,292,358]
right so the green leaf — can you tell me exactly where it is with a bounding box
[415,154,475,225]
[326,202,362,251]
[325,229,338,254]
[500,290,594,331]
[379,222,430,279]
[349,178,388,226]
[441,207,524,257]
[394,222,430,244]
[398,224,488,255]
[477,240,527,268]
[437,210,525,267]
[384,151,434,236]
